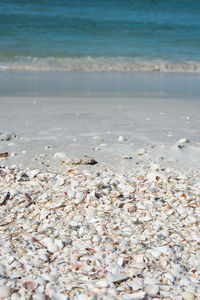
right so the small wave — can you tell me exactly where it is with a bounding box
[0,56,199,73]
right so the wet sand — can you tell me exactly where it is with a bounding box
[0,96,200,171]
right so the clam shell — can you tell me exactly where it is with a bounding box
[22,281,38,292]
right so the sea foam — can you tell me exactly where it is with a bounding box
[0,57,199,73]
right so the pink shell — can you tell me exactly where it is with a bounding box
[22,281,38,292]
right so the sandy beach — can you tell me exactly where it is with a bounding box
[1,0,200,298]
[1,94,200,171]
[0,89,200,299]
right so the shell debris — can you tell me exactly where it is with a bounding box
[0,164,200,299]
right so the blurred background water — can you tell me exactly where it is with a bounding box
[0,0,200,72]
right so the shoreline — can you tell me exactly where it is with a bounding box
[1,71,200,99]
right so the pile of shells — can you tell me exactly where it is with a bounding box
[0,163,200,299]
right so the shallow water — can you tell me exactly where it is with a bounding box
[0,0,200,72]
[1,71,200,98]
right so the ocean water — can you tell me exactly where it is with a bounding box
[0,0,200,73]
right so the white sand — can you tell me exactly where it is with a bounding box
[0,96,200,171]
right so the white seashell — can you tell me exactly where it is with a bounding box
[118,136,127,142]
[1,247,12,254]
[150,163,161,170]
[144,285,159,296]
[27,169,40,178]
[43,237,58,253]
[178,138,190,145]
[51,292,67,300]
[164,272,175,282]
[77,294,89,300]
[74,191,85,204]
[117,257,124,267]
[136,148,145,155]
[179,277,192,287]
[67,189,76,198]
[181,291,195,300]
[146,171,166,182]
[171,264,186,277]
[130,291,146,299]
[55,175,65,186]
[128,279,143,291]
[0,285,11,298]
[96,225,104,234]
[40,209,50,220]
[54,239,64,250]
[10,273,23,280]
[0,192,9,205]
[106,273,129,283]
[32,293,48,300]
[86,207,96,216]
[95,280,109,288]
[70,180,79,188]
[0,264,7,276]
[39,254,49,262]
[92,235,101,243]
[42,273,57,282]
[54,152,67,159]
[11,293,21,300]
[156,246,173,256]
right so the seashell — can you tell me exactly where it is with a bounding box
[130,291,146,299]
[106,273,129,283]
[181,291,195,300]
[136,148,145,155]
[0,264,7,276]
[164,272,175,282]
[178,138,190,145]
[85,207,96,216]
[24,192,32,201]
[32,293,49,300]
[77,294,89,300]
[150,163,161,171]
[163,204,171,211]
[92,235,101,243]
[127,205,137,212]
[0,285,10,298]
[55,175,65,186]
[117,257,124,267]
[0,192,10,205]
[42,273,57,282]
[43,237,58,253]
[22,281,38,292]
[95,280,109,288]
[37,223,50,233]
[74,191,86,205]
[11,293,22,300]
[50,292,67,300]
[54,152,67,159]
[144,285,159,296]
[40,209,50,220]
[118,136,127,142]
[27,169,40,178]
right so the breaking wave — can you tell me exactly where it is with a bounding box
[0,56,200,73]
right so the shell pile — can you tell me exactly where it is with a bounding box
[0,164,200,299]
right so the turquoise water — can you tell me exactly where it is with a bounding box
[0,0,200,72]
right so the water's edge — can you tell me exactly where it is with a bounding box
[0,71,200,99]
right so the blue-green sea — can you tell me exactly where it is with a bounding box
[0,0,200,72]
